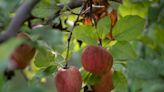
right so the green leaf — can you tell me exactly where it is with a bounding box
[2,71,28,92]
[85,74,100,85]
[119,1,148,18]
[154,24,164,44]
[73,25,98,45]
[0,0,20,13]
[0,0,20,26]
[30,27,64,53]
[127,59,160,80]
[97,16,111,39]
[110,41,137,60]
[31,27,64,45]
[112,71,128,92]
[34,48,55,67]
[55,54,65,65]
[0,73,5,91]
[81,68,100,85]
[43,65,57,76]
[138,35,156,49]
[127,59,164,92]
[113,15,145,41]
[148,2,162,24]
[113,64,126,73]
[32,0,59,18]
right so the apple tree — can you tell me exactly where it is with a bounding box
[0,0,164,92]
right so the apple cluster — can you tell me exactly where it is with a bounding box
[55,45,114,92]
[82,45,114,92]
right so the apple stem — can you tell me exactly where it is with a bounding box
[98,38,102,46]
[64,63,68,69]
[84,85,94,92]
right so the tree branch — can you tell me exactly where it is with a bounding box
[0,0,41,43]
[0,0,122,44]
[0,0,83,44]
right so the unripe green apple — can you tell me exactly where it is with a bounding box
[55,66,82,92]
[82,45,113,75]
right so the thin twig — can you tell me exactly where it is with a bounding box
[64,3,85,68]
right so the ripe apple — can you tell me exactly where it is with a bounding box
[55,66,82,92]
[10,32,36,69]
[82,45,113,75]
[92,69,114,92]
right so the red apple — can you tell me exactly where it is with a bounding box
[82,45,113,75]
[10,32,36,69]
[92,69,114,92]
[55,66,82,92]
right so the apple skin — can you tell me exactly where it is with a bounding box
[55,66,82,92]
[82,45,113,75]
[10,32,35,69]
[92,69,114,92]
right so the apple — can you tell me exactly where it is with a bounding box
[82,45,113,75]
[92,69,114,92]
[55,66,82,92]
[10,32,35,69]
